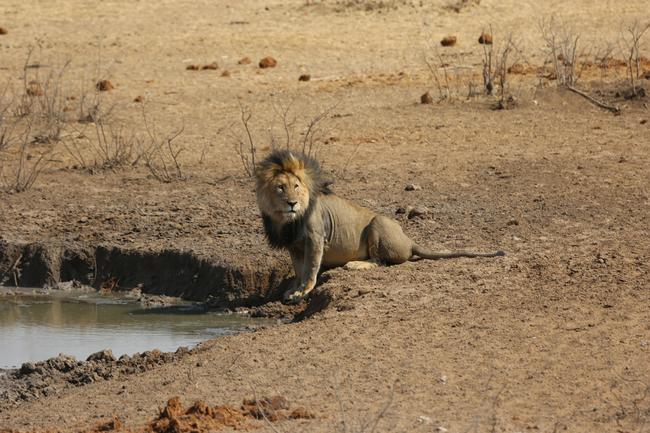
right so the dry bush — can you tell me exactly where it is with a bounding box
[63,120,141,170]
[480,31,522,109]
[141,109,185,183]
[539,16,589,86]
[0,119,54,193]
[424,52,480,102]
[231,102,338,177]
[620,21,650,97]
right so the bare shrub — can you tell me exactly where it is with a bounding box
[0,120,53,193]
[481,32,521,109]
[232,102,338,177]
[539,16,588,86]
[621,21,650,97]
[141,110,185,183]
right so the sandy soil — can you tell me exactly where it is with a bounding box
[1,0,650,432]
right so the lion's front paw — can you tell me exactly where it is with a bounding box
[283,289,304,304]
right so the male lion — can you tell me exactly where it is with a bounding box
[255,150,504,303]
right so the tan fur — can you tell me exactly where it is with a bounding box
[256,151,504,303]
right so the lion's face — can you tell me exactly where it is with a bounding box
[257,171,310,224]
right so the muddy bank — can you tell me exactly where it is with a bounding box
[0,240,292,308]
[0,348,193,412]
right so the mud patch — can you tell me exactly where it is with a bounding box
[0,348,192,411]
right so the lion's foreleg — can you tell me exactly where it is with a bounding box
[284,237,324,303]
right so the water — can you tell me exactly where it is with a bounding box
[0,288,267,369]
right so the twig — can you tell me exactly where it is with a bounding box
[567,85,621,113]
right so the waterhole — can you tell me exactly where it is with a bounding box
[0,288,268,369]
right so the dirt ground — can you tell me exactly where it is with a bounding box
[1,0,650,432]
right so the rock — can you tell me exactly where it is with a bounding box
[133,95,144,103]
[0,27,8,35]
[186,64,200,70]
[420,91,433,104]
[26,81,44,96]
[405,183,421,191]
[418,415,432,424]
[86,349,116,363]
[408,206,428,219]
[202,62,219,70]
[20,362,37,375]
[96,80,114,91]
[299,74,311,81]
[259,56,277,68]
[238,56,252,65]
[221,70,231,77]
[440,36,457,47]
[478,32,492,44]
[436,427,449,433]
[395,206,407,215]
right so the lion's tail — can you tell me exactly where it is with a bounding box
[411,244,505,260]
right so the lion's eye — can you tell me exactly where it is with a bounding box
[294,183,299,190]
[276,185,284,193]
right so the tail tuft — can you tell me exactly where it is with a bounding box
[495,250,506,257]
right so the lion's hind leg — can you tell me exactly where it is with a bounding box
[367,215,413,265]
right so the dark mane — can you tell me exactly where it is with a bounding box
[257,150,333,248]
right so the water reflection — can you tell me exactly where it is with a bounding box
[0,292,265,369]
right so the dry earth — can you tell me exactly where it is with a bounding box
[1,0,650,432]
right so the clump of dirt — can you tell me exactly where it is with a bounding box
[0,348,192,411]
[134,95,144,103]
[26,81,44,96]
[258,57,277,68]
[96,80,114,91]
[298,74,311,81]
[221,70,230,77]
[145,395,313,433]
[0,27,8,35]
[237,57,251,65]
[186,64,200,70]
[440,36,457,47]
[478,32,492,45]
[201,62,219,70]
[420,91,433,104]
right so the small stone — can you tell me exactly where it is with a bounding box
[186,64,200,70]
[201,62,219,70]
[405,183,422,191]
[395,206,407,215]
[440,36,457,47]
[96,80,114,91]
[417,415,432,424]
[87,349,116,363]
[26,81,44,96]
[238,56,252,65]
[20,362,37,375]
[133,95,144,103]
[436,427,448,433]
[259,56,277,68]
[221,70,231,77]
[438,374,448,384]
[478,32,492,44]
[408,206,427,219]
[421,91,433,104]
[299,74,311,81]
[0,27,8,35]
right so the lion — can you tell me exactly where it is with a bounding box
[255,150,505,303]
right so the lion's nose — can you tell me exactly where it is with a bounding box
[287,201,297,208]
